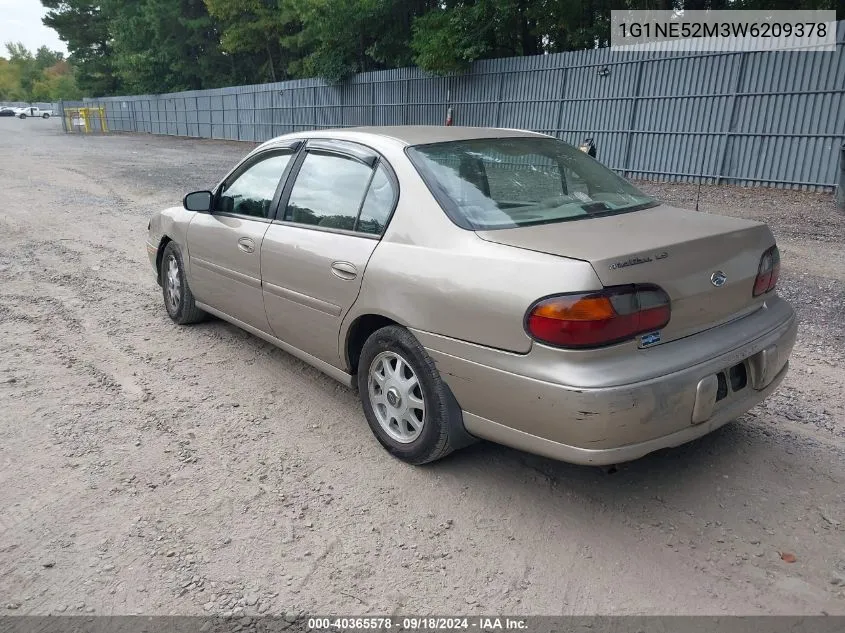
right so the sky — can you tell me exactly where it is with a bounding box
[0,0,67,57]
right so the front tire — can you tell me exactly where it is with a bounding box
[357,325,473,465]
[160,242,206,325]
[18,114,26,119]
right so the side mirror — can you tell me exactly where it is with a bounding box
[183,190,213,212]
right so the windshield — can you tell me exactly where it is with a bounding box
[406,137,658,230]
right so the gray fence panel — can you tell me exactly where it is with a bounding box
[236,91,255,141]
[254,89,273,141]
[196,95,211,131]
[81,20,845,190]
[175,97,188,137]
[222,93,238,140]
[209,95,224,139]
[186,97,199,137]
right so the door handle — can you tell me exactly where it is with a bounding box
[237,237,255,253]
[331,261,357,280]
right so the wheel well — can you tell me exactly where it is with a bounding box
[155,236,172,284]
[346,314,397,373]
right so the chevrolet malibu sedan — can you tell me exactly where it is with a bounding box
[146,126,796,466]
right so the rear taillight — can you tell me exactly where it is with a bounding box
[753,245,780,297]
[525,284,671,349]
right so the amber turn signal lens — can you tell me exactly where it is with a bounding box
[530,295,616,321]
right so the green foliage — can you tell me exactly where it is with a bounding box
[411,4,495,75]
[36,0,845,94]
[0,58,25,101]
[35,46,64,69]
[0,42,80,101]
[301,0,440,82]
[42,1,119,96]
[205,0,303,82]
[106,0,231,93]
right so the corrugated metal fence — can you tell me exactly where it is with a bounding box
[68,21,845,191]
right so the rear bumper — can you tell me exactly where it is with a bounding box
[415,297,797,465]
[459,362,788,466]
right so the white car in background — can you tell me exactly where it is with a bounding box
[15,106,53,119]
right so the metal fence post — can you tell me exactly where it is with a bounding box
[370,80,376,126]
[312,86,317,130]
[495,72,505,128]
[59,100,67,132]
[403,78,409,125]
[837,143,845,213]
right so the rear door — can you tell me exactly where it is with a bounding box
[186,146,298,331]
[260,140,398,366]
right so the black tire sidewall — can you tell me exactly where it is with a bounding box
[161,242,189,322]
[357,326,450,464]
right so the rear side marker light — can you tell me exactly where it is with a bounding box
[753,245,780,297]
[525,284,671,349]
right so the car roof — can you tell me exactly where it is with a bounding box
[265,125,550,148]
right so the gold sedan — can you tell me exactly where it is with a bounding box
[147,127,796,466]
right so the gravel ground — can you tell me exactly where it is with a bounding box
[1,119,844,618]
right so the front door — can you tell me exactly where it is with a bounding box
[261,142,398,366]
[186,149,296,331]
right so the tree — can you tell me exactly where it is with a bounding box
[204,0,303,83]
[0,58,25,100]
[42,1,120,96]
[37,0,845,93]
[31,60,83,100]
[35,46,64,69]
[106,0,245,93]
[0,43,82,101]
[292,0,436,82]
[4,42,41,99]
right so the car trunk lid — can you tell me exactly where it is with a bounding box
[476,204,775,345]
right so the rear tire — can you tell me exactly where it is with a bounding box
[42,113,49,119]
[357,325,474,465]
[160,241,206,325]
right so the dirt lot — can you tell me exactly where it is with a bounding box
[1,119,844,617]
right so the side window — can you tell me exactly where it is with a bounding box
[215,152,292,218]
[357,165,396,236]
[285,152,373,231]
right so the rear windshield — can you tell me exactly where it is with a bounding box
[406,137,658,230]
